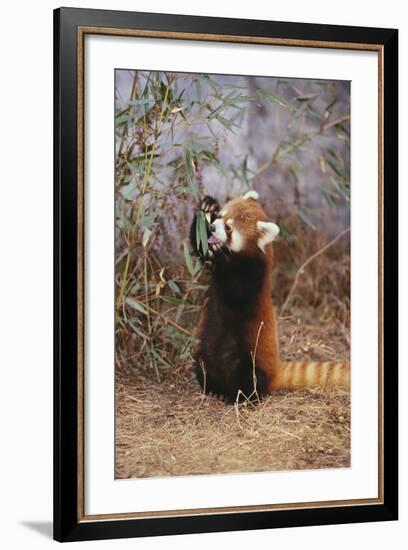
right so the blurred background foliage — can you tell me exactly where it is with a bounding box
[115,70,350,380]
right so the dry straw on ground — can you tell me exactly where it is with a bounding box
[115,316,350,479]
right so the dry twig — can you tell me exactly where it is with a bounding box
[280,227,350,316]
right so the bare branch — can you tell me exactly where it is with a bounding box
[280,227,350,317]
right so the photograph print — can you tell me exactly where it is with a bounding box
[114,69,351,480]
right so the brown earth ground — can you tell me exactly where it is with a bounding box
[115,315,350,479]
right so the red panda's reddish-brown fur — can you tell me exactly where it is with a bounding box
[191,194,350,402]
[241,221,350,393]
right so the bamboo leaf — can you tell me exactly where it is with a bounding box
[128,321,146,338]
[125,298,147,315]
[297,208,317,230]
[193,260,202,275]
[185,148,194,182]
[183,243,194,276]
[115,113,131,125]
[295,94,317,102]
[198,211,209,255]
[150,348,172,369]
[327,159,346,179]
[195,211,201,251]
[195,77,202,102]
[142,228,152,248]
[168,280,181,295]
[215,114,237,132]
[320,187,338,208]
[202,74,219,94]
[257,89,298,113]
[330,177,350,201]
[305,106,322,122]
[160,296,185,305]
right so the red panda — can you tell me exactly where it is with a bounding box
[190,192,350,403]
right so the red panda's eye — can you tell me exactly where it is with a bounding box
[225,224,232,234]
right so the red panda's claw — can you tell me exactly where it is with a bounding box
[200,195,220,215]
[207,241,228,258]
[212,242,223,252]
[203,242,229,268]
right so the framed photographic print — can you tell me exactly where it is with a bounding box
[53,7,398,542]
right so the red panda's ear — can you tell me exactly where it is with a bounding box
[243,190,259,201]
[257,221,280,252]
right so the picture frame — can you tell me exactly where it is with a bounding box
[53,7,398,542]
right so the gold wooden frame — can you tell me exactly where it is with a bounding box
[76,27,384,523]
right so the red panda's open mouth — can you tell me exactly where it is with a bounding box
[208,234,222,245]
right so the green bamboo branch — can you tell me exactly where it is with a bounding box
[116,81,171,317]
[251,114,350,180]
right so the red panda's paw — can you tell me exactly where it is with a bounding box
[204,241,230,267]
[199,195,220,217]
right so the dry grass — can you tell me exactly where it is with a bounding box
[115,315,350,479]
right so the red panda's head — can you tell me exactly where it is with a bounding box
[209,191,279,255]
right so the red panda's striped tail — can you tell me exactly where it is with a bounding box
[269,361,350,392]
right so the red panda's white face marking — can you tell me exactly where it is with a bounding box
[211,218,228,245]
[227,219,245,252]
[210,216,246,252]
[209,192,279,254]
